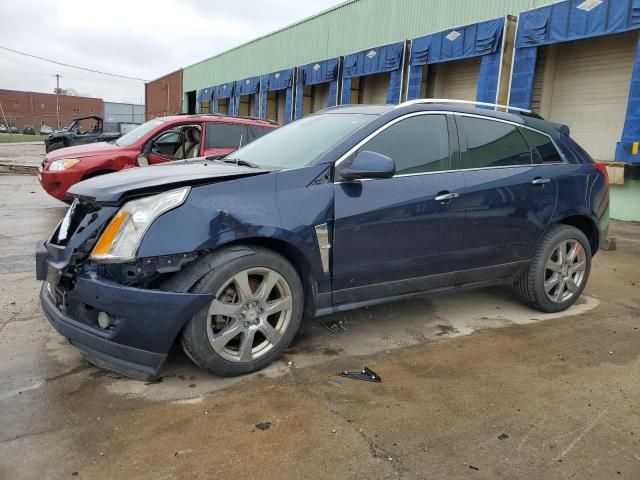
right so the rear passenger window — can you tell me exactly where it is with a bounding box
[357,114,450,175]
[521,128,564,164]
[250,126,273,140]
[460,117,531,169]
[205,123,247,149]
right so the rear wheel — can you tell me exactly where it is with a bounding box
[515,225,591,313]
[178,247,303,376]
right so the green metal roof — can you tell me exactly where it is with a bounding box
[183,0,557,94]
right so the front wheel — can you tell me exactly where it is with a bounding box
[178,247,304,376]
[515,225,591,313]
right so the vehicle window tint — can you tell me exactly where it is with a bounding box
[205,123,247,149]
[250,126,273,140]
[521,128,564,164]
[356,115,450,175]
[460,117,531,169]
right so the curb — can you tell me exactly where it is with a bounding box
[0,163,39,175]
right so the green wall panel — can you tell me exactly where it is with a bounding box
[183,0,557,96]
[611,179,640,222]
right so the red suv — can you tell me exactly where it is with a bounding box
[38,114,277,202]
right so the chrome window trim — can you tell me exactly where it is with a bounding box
[333,110,568,184]
[334,163,552,184]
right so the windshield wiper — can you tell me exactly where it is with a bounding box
[221,158,259,169]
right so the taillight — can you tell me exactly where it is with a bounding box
[594,162,609,185]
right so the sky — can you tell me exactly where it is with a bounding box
[0,0,345,104]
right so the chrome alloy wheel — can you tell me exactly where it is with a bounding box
[206,267,293,363]
[544,239,587,303]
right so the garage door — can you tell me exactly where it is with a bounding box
[237,97,249,117]
[537,31,637,161]
[360,73,390,104]
[311,83,330,112]
[426,57,481,101]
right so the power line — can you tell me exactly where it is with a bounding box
[0,46,148,82]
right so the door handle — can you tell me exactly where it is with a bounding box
[434,192,460,202]
[531,177,551,185]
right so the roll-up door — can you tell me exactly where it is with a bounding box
[529,47,548,114]
[426,57,481,101]
[218,99,229,115]
[237,97,249,117]
[311,84,330,112]
[266,91,287,124]
[537,32,637,161]
[360,73,390,104]
[303,84,330,116]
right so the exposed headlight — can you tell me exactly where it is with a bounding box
[90,187,190,263]
[48,158,80,171]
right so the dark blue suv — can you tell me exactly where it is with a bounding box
[36,100,609,379]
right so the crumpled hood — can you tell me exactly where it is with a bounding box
[68,162,271,204]
[45,141,119,160]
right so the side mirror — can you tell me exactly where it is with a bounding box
[137,155,149,167]
[340,151,395,181]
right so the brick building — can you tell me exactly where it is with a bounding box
[145,69,183,120]
[0,89,103,131]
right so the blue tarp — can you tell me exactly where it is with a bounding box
[260,68,295,123]
[196,87,214,113]
[617,35,640,162]
[407,17,505,103]
[211,82,235,115]
[294,58,340,120]
[233,76,260,117]
[341,41,404,105]
[510,0,640,162]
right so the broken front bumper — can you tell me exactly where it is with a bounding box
[37,241,213,380]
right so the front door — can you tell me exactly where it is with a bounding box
[144,124,202,165]
[332,113,466,305]
[455,115,557,282]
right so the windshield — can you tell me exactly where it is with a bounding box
[115,119,165,146]
[225,114,373,169]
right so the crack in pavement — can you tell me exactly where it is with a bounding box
[284,367,410,478]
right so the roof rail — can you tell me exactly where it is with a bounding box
[395,98,532,114]
[178,112,279,125]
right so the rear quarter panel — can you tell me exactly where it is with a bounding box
[551,162,609,236]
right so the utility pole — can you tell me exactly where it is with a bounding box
[54,74,61,129]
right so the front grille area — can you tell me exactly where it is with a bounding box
[51,200,101,247]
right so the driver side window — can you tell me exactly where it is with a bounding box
[151,129,181,157]
[150,125,202,160]
[356,114,450,175]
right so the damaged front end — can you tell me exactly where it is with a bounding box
[37,193,213,380]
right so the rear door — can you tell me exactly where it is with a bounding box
[332,113,466,305]
[456,115,557,282]
[203,122,249,157]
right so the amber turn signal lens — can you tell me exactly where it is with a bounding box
[92,211,129,257]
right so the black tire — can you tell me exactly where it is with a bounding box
[514,224,591,313]
[174,246,304,377]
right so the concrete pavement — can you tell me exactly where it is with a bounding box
[0,174,638,479]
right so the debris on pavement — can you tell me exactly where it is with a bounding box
[339,367,382,383]
[321,319,348,334]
